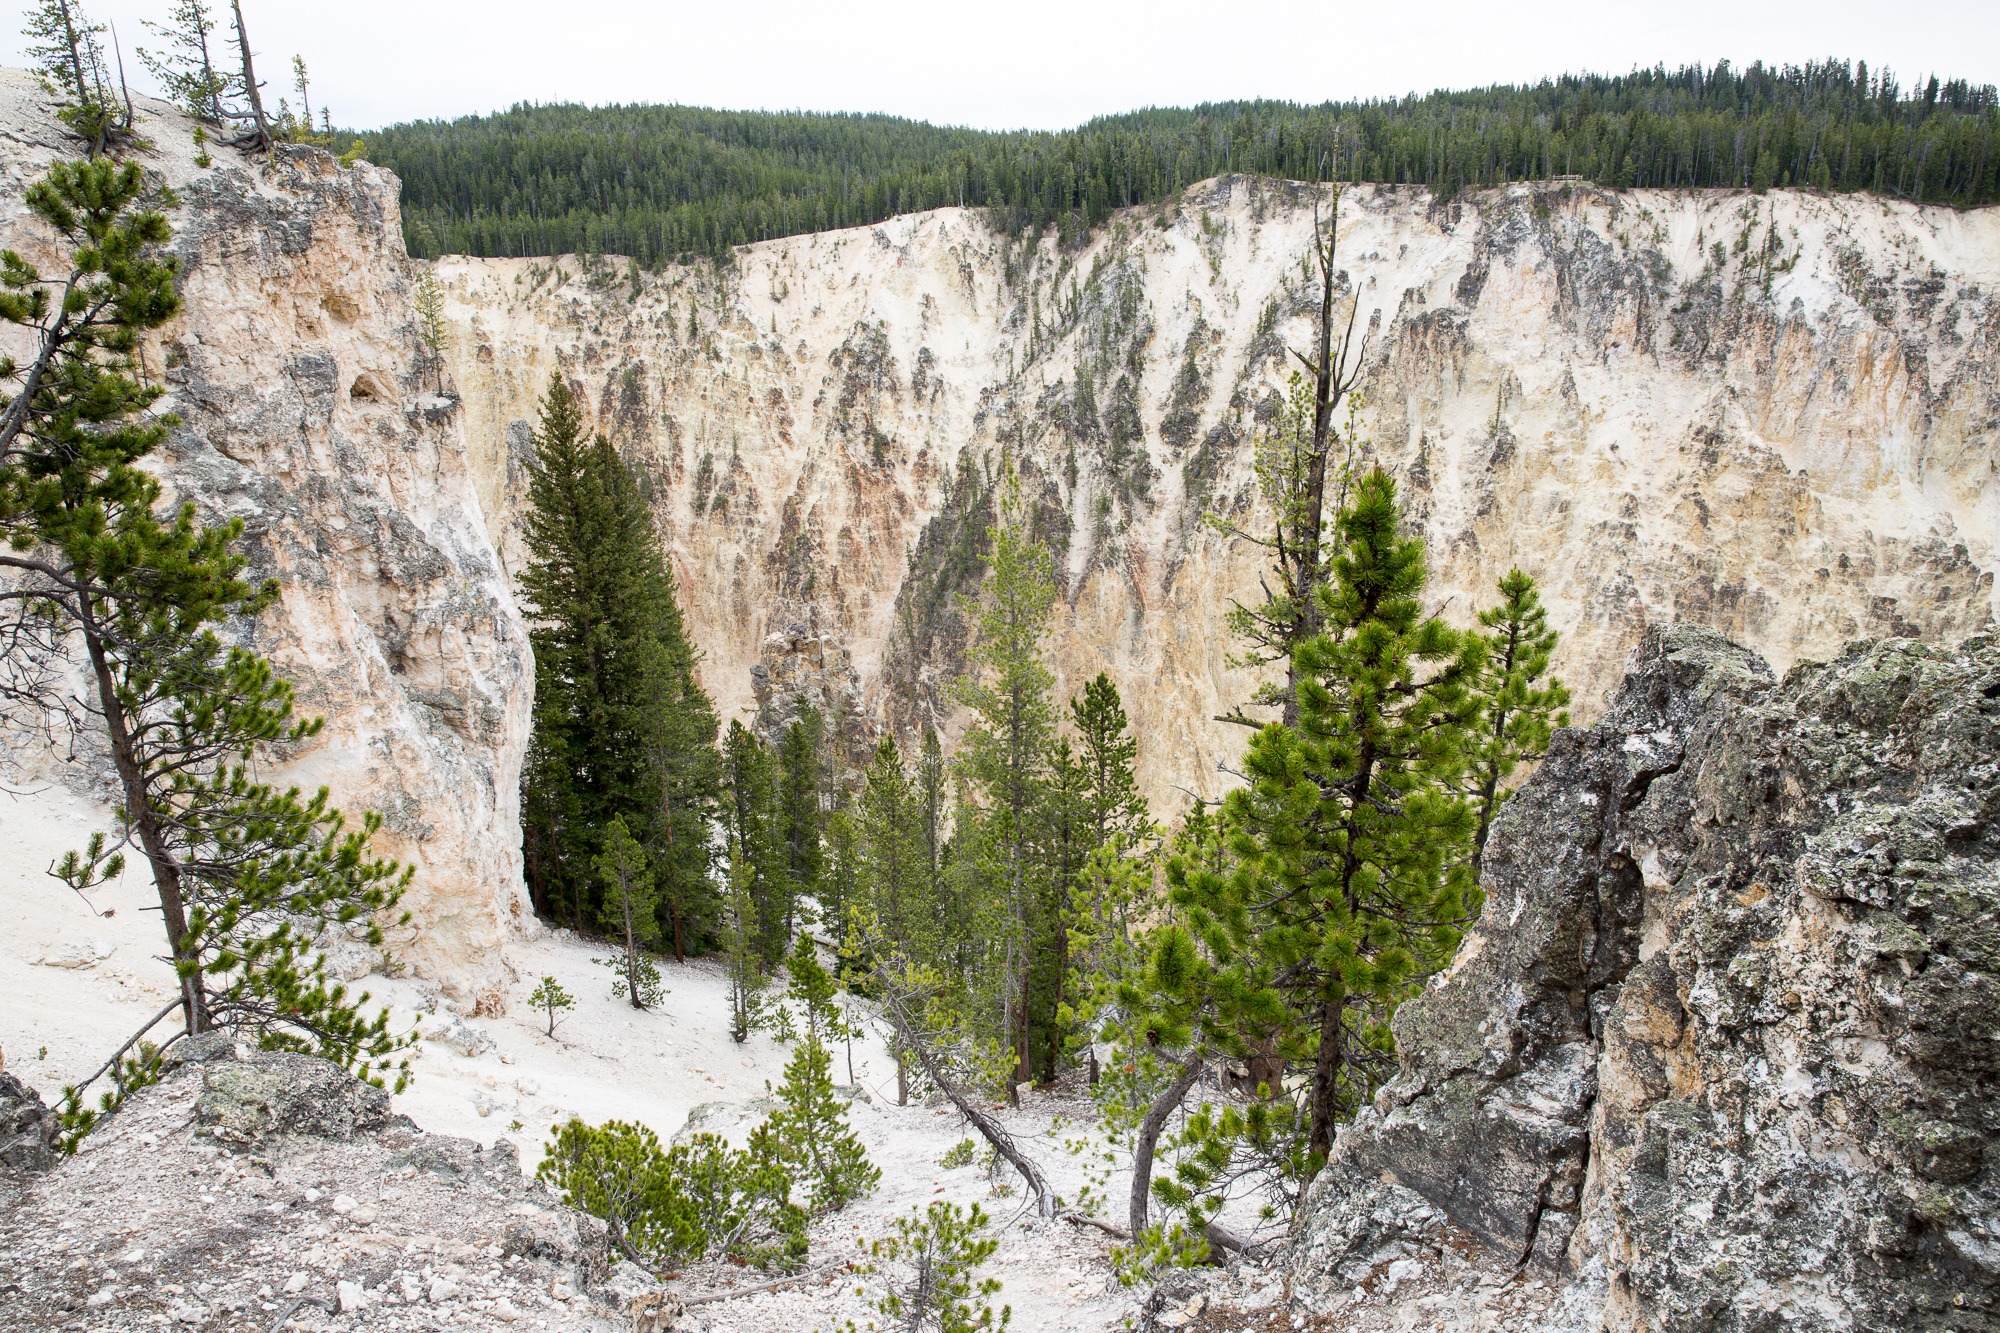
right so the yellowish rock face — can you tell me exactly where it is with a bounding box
[440,180,1999,815]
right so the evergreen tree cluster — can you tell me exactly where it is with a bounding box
[835,466,1154,1109]
[518,374,720,959]
[366,60,2000,264]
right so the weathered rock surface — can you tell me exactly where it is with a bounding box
[1292,627,2000,1331]
[441,182,1998,812]
[0,1071,58,1179]
[0,1042,613,1330]
[0,71,533,1001]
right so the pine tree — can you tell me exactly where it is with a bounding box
[1037,674,1151,1075]
[1468,570,1570,869]
[2,163,412,1121]
[951,464,1058,1093]
[766,934,878,1218]
[596,815,661,1009]
[138,0,228,123]
[724,720,790,965]
[849,1202,1011,1333]
[723,838,764,1043]
[528,976,576,1036]
[412,266,449,393]
[22,0,121,155]
[1071,674,1148,846]
[222,0,273,150]
[775,706,825,932]
[1223,469,1487,1158]
[820,804,860,942]
[858,736,925,956]
[1211,190,1367,729]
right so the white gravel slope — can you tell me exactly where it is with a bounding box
[2,782,1142,1331]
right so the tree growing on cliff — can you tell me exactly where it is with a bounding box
[222,0,275,150]
[0,162,414,1132]
[1210,188,1368,730]
[517,373,719,945]
[411,267,449,393]
[22,0,125,156]
[1466,569,1570,870]
[1210,469,1488,1160]
[138,0,228,123]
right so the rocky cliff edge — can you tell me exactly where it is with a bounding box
[0,70,534,1004]
[1290,627,2000,1331]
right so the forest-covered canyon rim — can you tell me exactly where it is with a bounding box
[1,8,1996,1332]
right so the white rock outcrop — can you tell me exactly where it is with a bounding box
[0,72,532,1002]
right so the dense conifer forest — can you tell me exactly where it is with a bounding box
[362,60,2000,263]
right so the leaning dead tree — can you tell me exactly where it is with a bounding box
[878,980,1056,1221]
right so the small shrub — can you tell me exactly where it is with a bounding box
[939,1138,978,1169]
[843,1201,1010,1333]
[537,1118,806,1271]
[527,976,576,1036]
[594,952,666,1007]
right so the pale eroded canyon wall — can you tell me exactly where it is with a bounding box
[439,177,1999,814]
[0,73,532,1001]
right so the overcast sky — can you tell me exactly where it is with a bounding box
[8,0,1998,132]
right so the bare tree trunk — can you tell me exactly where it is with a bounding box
[888,993,1054,1219]
[78,605,207,1034]
[228,0,271,148]
[54,0,89,105]
[1128,1051,1206,1242]
[620,873,642,1008]
[1306,989,1345,1160]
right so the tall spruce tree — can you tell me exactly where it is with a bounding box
[951,465,1058,1092]
[1071,674,1148,846]
[723,719,790,965]
[1039,674,1150,1077]
[517,373,718,944]
[774,705,825,934]
[858,736,925,957]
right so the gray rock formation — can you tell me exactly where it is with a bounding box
[0,1072,58,1177]
[174,1033,394,1145]
[0,1041,611,1330]
[1292,627,2000,1331]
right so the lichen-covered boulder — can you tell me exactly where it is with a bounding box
[1292,627,2000,1332]
[188,1045,390,1145]
[0,1072,59,1175]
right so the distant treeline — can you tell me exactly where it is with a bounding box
[364,60,2000,264]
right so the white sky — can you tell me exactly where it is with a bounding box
[7,0,1998,132]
